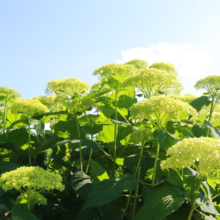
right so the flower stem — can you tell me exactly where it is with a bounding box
[152,142,160,187]
[113,91,118,177]
[3,101,7,133]
[75,114,83,171]
[121,191,132,220]
[131,167,141,220]
[208,95,215,122]
[86,148,93,174]
[28,122,31,166]
[187,177,203,220]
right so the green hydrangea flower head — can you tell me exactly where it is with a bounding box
[149,62,178,75]
[129,128,153,144]
[17,191,47,207]
[161,137,220,177]
[0,166,64,210]
[0,166,64,191]
[0,86,21,102]
[195,75,220,97]
[93,63,135,81]
[169,93,198,103]
[125,59,148,69]
[45,78,90,97]
[10,98,48,118]
[122,69,183,98]
[67,96,95,114]
[130,96,196,128]
[33,95,63,112]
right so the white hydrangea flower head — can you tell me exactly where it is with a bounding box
[149,62,178,75]
[161,137,220,177]
[125,59,148,69]
[93,63,135,81]
[169,93,198,103]
[130,96,196,128]
[0,86,21,102]
[195,75,220,97]
[33,95,63,112]
[0,166,64,191]
[122,69,183,98]
[10,98,48,118]
[45,78,90,97]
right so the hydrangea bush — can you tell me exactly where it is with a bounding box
[0,59,220,220]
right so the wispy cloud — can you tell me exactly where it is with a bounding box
[118,43,211,78]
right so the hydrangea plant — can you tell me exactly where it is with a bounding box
[0,166,64,211]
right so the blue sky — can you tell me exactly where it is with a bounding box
[1,0,220,98]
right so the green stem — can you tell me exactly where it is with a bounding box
[86,148,93,174]
[195,192,220,208]
[135,141,144,176]
[131,141,144,219]
[113,91,118,177]
[3,101,7,133]
[208,95,215,122]
[152,142,160,187]
[75,114,83,171]
[187,177,203,220]
[27,189,31,211]
[28,122,31,166]
[121,191,132,220]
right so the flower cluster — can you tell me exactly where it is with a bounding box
[17,191,47,206]
[0,166,64,191]
[149,62,178,75]
[125,59,148,69]
[33,95,63,112]
[67,97,95,114]
[129,128,153,144]
[161,137,220,176]
[122,69,183,98]
[93,63,135,80]
[45,78,90,97]
[195,75,220,97]
[10,98,48,118]
[0,86,21,102]
[169,93,197,103]
[130,96,197,128]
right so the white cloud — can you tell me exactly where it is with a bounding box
[119,43,211,77]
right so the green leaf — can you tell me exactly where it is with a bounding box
[205,216,217,220]
[117,95,137,109]
[83,174,139,210]
[196,181,220,215]
[153,129,180,151]
[70,171,92,199]
[189,96,211,112]
[51,138,98,149]
[0,204,9,211]
[0,93,7,101]
[11,204,38,220]
[167,203,191,220]
[0,162,19,175]
[90,159,109,182]
[134,187,184,220]
[86,88,113,99]
[192,124,209,137]
[183,175,203,202]
[204,120,220,139]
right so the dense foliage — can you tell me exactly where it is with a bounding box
[0,60,220,220]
